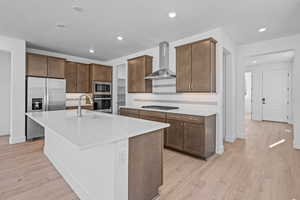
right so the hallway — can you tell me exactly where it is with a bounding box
[0,119,299,200]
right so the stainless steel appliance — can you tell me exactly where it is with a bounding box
[144,42,176,80]
[26,77,66,140]
[93,81,111,95]
[141,105,179,110]
[93,94,112,113]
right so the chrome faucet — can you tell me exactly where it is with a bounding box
[77,95,93,117]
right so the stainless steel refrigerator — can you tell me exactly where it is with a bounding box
[26,77,66,140]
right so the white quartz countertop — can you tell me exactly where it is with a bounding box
[26,110,169,150]
[120,105,217,116]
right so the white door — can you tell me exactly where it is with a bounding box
[262,69,288,122]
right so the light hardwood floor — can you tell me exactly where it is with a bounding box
[0,119,299,200]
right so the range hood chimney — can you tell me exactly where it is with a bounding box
[145,42,176,80]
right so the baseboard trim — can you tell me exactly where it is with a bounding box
[44,148,91,200]
[9,136,26,144]
[216,145,224,155]
[0,132,9,136]
[293,141,300,150]
[225,136,235,143]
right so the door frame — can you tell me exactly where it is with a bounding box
[245,61,292,123]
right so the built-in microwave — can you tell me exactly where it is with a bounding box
[93,81,111,95]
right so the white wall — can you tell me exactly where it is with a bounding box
[237,34,300,149]
[0,35,26,143]
[108,28,237,154]
[244,72,252,114]
[0,51,11,136]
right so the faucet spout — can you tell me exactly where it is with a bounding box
[77,95,93,117]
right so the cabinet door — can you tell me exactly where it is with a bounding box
[92,64,112,82]
[176,44,192,92]
[65,62,77,93]
[166,119,184,150]
[47,57,65,78]
[191,40,214,92]
[77,63,90,93]
[128,58,143,93]
[183,122,205,157]
[128,56,152,93]
[26,53,48,77]
[129,130,163,200]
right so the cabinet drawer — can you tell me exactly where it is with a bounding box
[139,110,166,119]
[167,113,204,124]
[120,108,140,115]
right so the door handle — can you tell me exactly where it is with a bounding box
[262,98,266,104]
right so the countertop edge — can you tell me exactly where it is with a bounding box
[119,106,217,116]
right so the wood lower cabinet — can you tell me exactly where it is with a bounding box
[120,108,216,159]
[26,53,48,77]
[183,123,205,157]
[119,108,140,118]
[166,119,184,151]
[176,37,217,93]
[47,57,65,79]
[129,129,163,200]
[127,56,152,93]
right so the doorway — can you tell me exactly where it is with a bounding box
[244,50,294,124]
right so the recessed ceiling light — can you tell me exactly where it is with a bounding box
[89,49,95,53]
[168,12,177,18]
[117,36,123,41]
[258,27,267,32]
[253,60,257,64]
[56,23,66,29]
[72,5,83,12]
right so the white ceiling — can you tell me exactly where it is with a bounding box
[0,0,299,61]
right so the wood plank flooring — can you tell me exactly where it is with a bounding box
[0,119,299,200]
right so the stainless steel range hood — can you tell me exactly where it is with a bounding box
[145,42,176,80]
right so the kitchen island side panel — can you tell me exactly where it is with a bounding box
[44,127,128,200]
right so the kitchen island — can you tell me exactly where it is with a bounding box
[26,110,169,200]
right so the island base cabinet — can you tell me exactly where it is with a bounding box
[129,130,163,200]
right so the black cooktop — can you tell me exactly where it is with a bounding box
[141,105,179,110]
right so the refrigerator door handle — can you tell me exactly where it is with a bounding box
[44,78,48,111]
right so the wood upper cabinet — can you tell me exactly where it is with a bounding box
[26,53,48,77]
[165,119,184,151]
[176,37,217,93]
[47,57,65,79]
[127,56,152,93]
[65,62,90,93]
[65,62,78,93]
[90,64,112,82]
[176,44,192,92]
[77,63,90,93]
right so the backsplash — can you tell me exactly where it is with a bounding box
[65,93,93,107]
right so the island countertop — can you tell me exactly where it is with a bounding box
[26,110,169,150]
